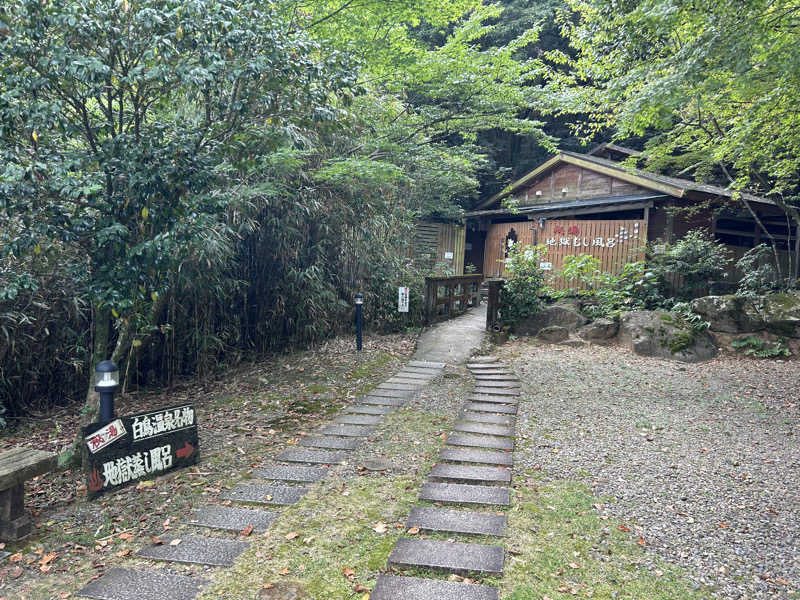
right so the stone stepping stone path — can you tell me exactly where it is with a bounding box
[446,433,514,451]
[407,506,507,536]
[439,447,514,466]
[299,435,362,450]
[453,422,515,437]
[429,464,511,484]
[372,575,499,600]
[276,449,347,464]
[375,356,520,596]
[136,534,249,567]
[251,465,327,482]
[222,483,308,506]
[186,506,278,533]
[420,482,510,506]
[78,568,207,600]
[318,424,376,437]
[77,357,449,600]
[388,538,505,575]
[459,411,516,426]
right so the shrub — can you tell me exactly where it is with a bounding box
[731,336,792,358]
[736,244,779,297]
[499,244,546,325]
[650,229,732,300]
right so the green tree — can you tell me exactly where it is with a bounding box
[0,0,351,454]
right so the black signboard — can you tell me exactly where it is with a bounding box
[82,403,199,500]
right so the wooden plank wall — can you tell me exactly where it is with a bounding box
[484,219,647,289]
[518,165,650,205]
[414,221,466,275]
[437,223,466,276]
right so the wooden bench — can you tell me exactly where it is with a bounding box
[0,448,57,541]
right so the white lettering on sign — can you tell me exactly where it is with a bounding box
[444,251,454,259]
[85,419,127,454]
[132,405,195,442]
[100,445,173,487]
[398,287,409,313]
[540,262,553,271]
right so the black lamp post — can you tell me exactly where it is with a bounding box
[354,292,363,352]
[95,360,120,424]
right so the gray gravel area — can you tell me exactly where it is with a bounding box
[505,340,799,599]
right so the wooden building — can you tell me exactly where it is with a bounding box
[465,146,796,287]
[412,220,466,275]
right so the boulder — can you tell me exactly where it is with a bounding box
[577,318,619,343]
[690,295,764,333]
[513,303,589,336]
[536,325,569,343]
[762,292,800,338]
[619,311,718,363]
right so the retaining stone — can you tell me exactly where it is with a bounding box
[429,464,511,484]
[299,436,361,450]
[136,534,249,567]
[453,422,515,437]
[77,568,207,600]
[468,356,500,363]
[277,449,347,464]
[420,482,510,506]
[407,506,507,536]
[446,433,514,451]
[371,575,499,600]
[222,483,307,506]
[251,465,327,482]
[387,538,504,575]
[186,506,278,533]
[439,448,513,466]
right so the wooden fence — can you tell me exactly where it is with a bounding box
[484,219,647,289]
[424,274,483,324]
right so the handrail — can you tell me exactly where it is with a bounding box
[424,274,483,324]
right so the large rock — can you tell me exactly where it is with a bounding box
[578,318,619,342]
[619,311,718,363]
[762,293,800,338]
[536,326,569,343]
[690,295,764,333]
[513,303,589,336]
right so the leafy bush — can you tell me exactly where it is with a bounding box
[731,336,792,358]
[561,254,602,288]
[650,229,732,300]
[736,244,779,297]
[500,245,546,325]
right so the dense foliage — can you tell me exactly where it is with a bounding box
[499,244,546,325]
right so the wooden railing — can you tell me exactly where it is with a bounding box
[484,278,505,331]
[424,274,484,324]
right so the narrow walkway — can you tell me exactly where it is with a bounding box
[77,308,494,600]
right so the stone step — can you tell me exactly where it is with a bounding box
[473,387,520,396]
[466,395,519,405]
[446,433,514,451]
[473,375,519,381]
[464,402,518,415]
[453,422,515,437]
[439,448,513,466]
[136,534,249,567]
[468,356,500,363]
[376,383,421,391]
[345,404,395,415]
[387,538,504,575]
[467,369,513,376]
[371,575,499,600]
[276,449,346,464]
[299,436,361,450]
[466,363,507,370]
[222,483,307,506]
[186,506,278,533]
[429,464,511,484]
[368,389,415,399]
[318,425,375,438]
[392,372,434,380]
[387,377,428,385]
[469,380,520,388]
[407,506,507,536]
[420,482,510,506]
[334,414,383,426]
[77,568,207,600]
[459,412,516,426]
[408,360,446,369]
[360,396,406,406]
[251,465,327,483]
[401,367,443,375]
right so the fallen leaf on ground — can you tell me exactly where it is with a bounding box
[278,568,291,576]
[169,538,182,546]
[285,531,300,540]
[241,525,254,536]
[342,567,355,578]
[407,526,420,535]
[372,522,388,533]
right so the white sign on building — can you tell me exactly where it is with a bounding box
[398,287,410,313]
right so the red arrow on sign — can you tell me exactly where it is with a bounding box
[176,441,195,459]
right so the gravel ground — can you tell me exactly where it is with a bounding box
[503,340,799,599]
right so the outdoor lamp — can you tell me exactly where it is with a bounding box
[94,360,119,424]
[354,293,364,351]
